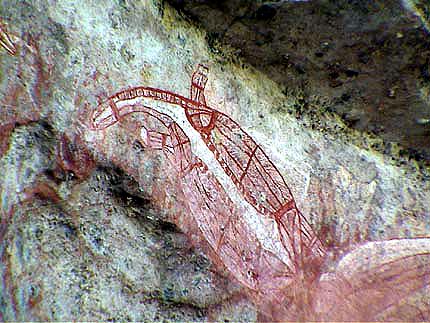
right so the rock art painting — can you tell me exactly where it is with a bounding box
[0,22,17,56]
[90,65,430,321]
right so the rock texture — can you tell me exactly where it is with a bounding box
[0,1,253,321]
[168,0,430,162]
[0,0,429,321]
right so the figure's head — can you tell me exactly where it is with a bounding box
[90,100,119,130]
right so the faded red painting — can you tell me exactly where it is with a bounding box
[90,65,430,321]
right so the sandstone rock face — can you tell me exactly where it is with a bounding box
[169,0,430,161]
[0,0,429,321]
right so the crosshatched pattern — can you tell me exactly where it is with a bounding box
[90,65,430,321]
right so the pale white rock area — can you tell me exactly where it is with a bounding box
[0,0,429,321]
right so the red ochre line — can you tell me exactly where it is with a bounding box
[273,200,297,221]
[253,155,288,208]
[239,146,258,183]
[109,86,212,113]
[213,124,256,158]
[0,25,17,56]
[94,70,430,320]
[94,75,325,260]
[104,86,295,221]
[214,118,256,153]
[109,100,120,121]
[209,114,294,202]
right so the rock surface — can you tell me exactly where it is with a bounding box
[0,0,429,321]
[168,0,430,161]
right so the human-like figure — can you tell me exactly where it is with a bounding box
[111,104,299,318]
[91,65,430,321]
[91,65,325,275]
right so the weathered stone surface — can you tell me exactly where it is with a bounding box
[0,0,429,321]
[0,124,245,321]
[168,0,430,162]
